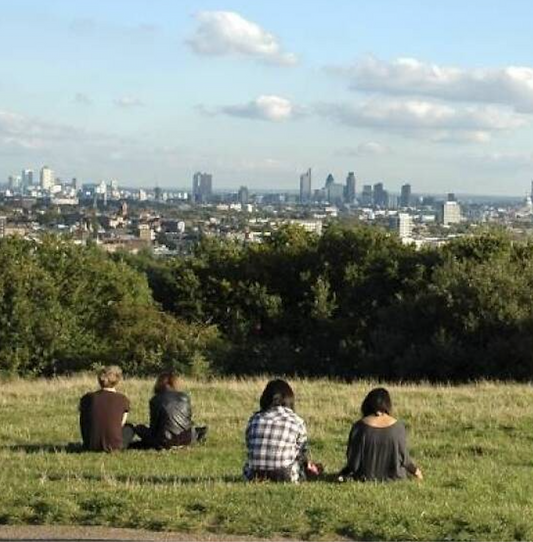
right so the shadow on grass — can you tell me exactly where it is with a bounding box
[47,472,341,486]
[48,473,245,485]
[1,443,85,454]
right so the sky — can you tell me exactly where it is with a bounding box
[2,0,533,195]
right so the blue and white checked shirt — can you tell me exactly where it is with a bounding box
[244,406,308,481]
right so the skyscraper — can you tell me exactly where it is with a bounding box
[238,185,249,205]
[40,166,54,191]
[192,172,213,203]
[21,169,34,190]
[361,185,373,206]
[299,168,312,203]
[400,183,412,207]
[325,173,335,188]
[373,182,388,207]
[345,172,356,204]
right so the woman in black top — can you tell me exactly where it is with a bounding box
[338,387,423,482]
[134,372,207,449]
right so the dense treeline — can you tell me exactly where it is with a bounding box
[0,236,220,376]
[3,226,533,380]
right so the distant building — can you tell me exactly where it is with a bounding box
[40,166,54,191]
[238,185,249,205]
[299,168,312,203]
[361,184,373,206]
[21,169,34,189]
[192,172,213,203]
[325,173,335,188]
[440,200,461,225]
[109,179,120,199]
[373,182,388,207]
[0,216,6,238]
[289,219,323,236]
[345,172,356,204]
[447,192,457,202]
[327,183,345,205]
[138,223,153,243]
[390,213,413,239]
[8,175,21,192]
[400,183,412,207]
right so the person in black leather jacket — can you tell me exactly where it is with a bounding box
[134,372,207,449]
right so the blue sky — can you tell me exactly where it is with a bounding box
[1,0,533,194]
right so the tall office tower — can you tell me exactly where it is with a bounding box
[361,184,373,206]
[400,183,412,207]
[109,179,120,199]
[192,172,213,203]
[21,169,34,189]
[8,175,21,192]
[40,166,54,191]
[238,185,249,205]
[373,182,388,207]
[325,173,335,188]
[327,183,345,205]
[192,172,201,201]
[299,168,312,203]
[440,201,461,225]
[447,192,456,202]
[530,180,533,199]
[345,172,356,204]
[200,173,212,202]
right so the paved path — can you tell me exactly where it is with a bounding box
[0,526,292,542]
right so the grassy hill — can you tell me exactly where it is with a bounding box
[1,376,532,540]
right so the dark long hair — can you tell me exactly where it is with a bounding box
[361,387,392,417]
[154,372,179,394]
[259,379,295,411]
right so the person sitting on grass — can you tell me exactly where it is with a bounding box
[338,387,423,482]
[79,365,134,452]
[244,379,321,483]
[134,371,207,449]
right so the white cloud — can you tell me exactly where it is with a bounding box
[187,11,297,66]
[114,96,144,108]
[468,151,533,168]
[330,56,533,113]
[430,131,492,144]
[208,95,298,122]
[316,99,526,136]
[0,110,83,150]
[337,141,393,156]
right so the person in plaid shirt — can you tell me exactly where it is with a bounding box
[244,379,309,483]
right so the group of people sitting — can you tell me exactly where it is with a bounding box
[79,366,423,483]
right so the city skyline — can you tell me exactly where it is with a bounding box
[2,0,533,194]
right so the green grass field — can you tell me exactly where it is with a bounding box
[1,376,533,541]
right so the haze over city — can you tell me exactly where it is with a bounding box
[2,0,533,194]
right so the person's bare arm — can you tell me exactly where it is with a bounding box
[121,412,128,426]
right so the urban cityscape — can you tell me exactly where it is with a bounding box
[1,163,531,254]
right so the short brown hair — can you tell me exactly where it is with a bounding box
[97,365,123,388]
[154,372,179,394]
